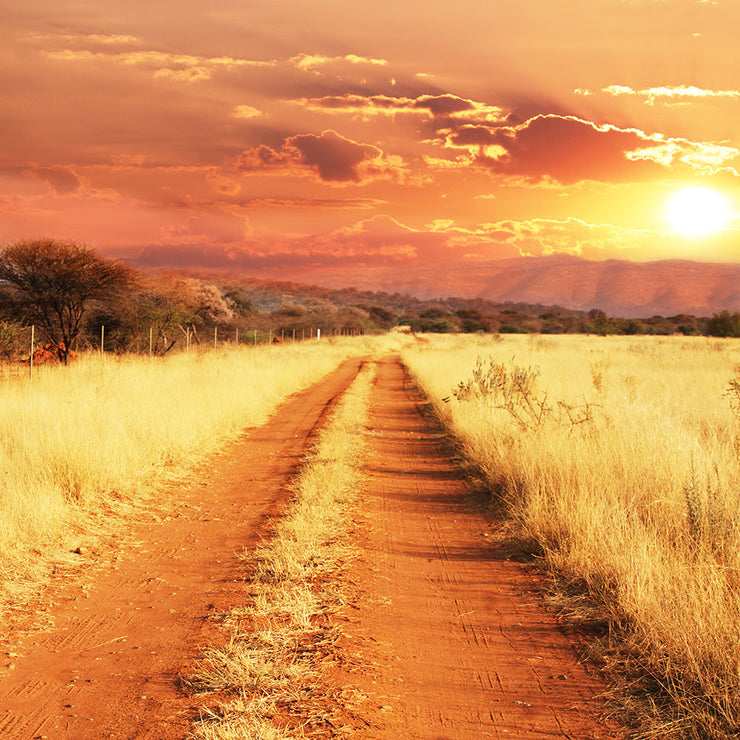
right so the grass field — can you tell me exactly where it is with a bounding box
[0,339,371,612]
[402,334,740,739]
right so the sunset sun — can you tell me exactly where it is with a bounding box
[665,186,732,238]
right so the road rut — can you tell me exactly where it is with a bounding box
[344,356,618,739]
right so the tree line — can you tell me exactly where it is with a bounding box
[0,239,738,364]
[0,240,388,363]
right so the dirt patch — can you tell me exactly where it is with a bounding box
[0,357,364,739]
[341,356,621,738]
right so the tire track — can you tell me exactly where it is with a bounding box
[0,356,364,740]
[344,355,621,739]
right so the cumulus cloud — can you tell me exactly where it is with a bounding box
[434,114,739,182]
[237,129,406,183]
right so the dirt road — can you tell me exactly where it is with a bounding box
[0,357,365,740]
[345,357,617,739]
[0,354,617,739]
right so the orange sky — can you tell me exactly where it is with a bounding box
[2,0,739,284]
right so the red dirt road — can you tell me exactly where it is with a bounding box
[0,357,365,740]
[0,353,620,739]
[346,357,618,739]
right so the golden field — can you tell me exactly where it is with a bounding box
[402,334,740,738]
[0,340,369,610]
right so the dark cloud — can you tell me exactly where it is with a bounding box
[434,114,737,183]
[289,130,381,182]
[27,165,82,193]
[413,94,475,116]
[301,93,502,122]
[484,115,654,182]
[448,125,499,147]
[237,129,397,183]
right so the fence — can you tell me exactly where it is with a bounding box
[0,323,368,382]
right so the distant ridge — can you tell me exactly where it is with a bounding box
[280,255,740,318]
[133,253,740,318]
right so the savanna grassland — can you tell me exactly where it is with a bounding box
[402,334,740,739]
[0,339,373,612]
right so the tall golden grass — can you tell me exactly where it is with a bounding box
[0,340,368,610]
[402,334,740,739]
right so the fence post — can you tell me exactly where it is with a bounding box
[317,328,321,341]
[101,325,105,357]
[214,326,218,349]
[186,326,191,354]
[254,329,257,346]
[149,326,153,358]
[235,327,239,346]
[29,325,34,379]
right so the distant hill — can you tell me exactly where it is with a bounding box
[164,269,587,319]
[275,255,740,318]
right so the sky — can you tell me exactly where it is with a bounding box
[2,0,739,285]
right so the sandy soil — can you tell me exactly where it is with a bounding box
[343,357,619,739]
[0,356,365,739]
[0,353,620,739]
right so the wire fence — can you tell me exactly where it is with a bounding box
[0,324,367,381]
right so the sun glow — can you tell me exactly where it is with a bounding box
[665,186,732,238]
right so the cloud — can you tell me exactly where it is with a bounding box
[237,129,406,183]
[129,212,665,277]
[578,84,740,105]
[45,47,279,82]
[299,93,504,121]
[289,53,388,72]
[232,105,263,119]
[44,44,390,86]
[483,217,650,258]
[25,165,82,194]
[435,114,739,182]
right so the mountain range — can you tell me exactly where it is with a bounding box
[276,255,740,318]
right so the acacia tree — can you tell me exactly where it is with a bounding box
[0,239,135,363]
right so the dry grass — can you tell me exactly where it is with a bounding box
[186,362,374,740]
[0,340,369,613]
[401,334,740,739]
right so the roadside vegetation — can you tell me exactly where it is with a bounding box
[0,340,369,615]
[185,361,373,739]
[402,334,740,739]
